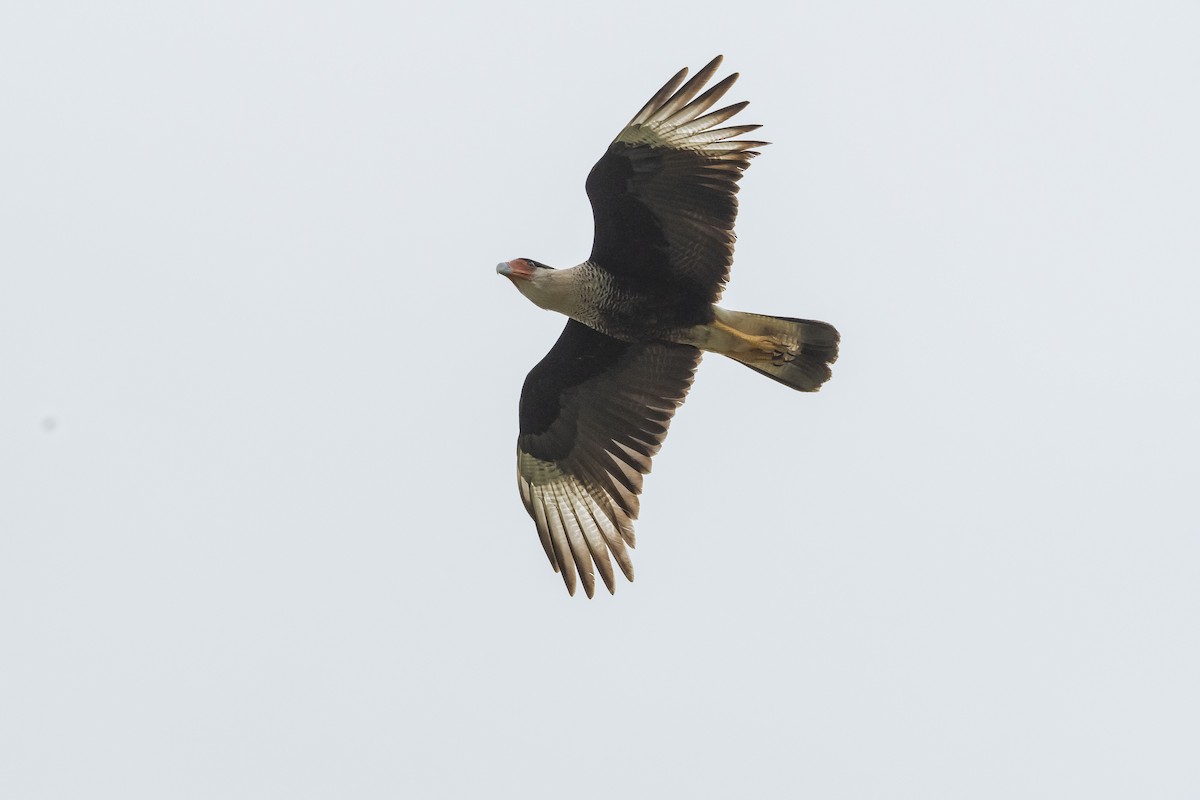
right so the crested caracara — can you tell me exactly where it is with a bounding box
[498,56,839,597]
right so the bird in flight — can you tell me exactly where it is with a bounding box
[498,56,839,597]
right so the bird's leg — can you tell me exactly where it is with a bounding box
[707,318,799,366]
[676,317,800,367]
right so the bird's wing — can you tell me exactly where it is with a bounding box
[517,320,701,597]
[586,55,767,304]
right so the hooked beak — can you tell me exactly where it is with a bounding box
[496,259,535,281]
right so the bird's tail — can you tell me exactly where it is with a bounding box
[703,307,840,392]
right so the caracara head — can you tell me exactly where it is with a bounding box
[496,258,572,313]
[496,257,552,281]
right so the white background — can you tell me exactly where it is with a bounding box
[3,1,1197,797]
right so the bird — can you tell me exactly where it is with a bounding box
[497,56,839,597]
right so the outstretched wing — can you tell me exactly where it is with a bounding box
[586,55,767,305]
[517,320,701,597]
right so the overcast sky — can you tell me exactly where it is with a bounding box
[2,1,1198,797]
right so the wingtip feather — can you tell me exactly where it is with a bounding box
[628,65,689,127]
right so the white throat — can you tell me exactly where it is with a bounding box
[516,265,582,317]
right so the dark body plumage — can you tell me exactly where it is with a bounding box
[499,57,839,597]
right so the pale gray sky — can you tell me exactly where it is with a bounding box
[2,1,1198,797]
